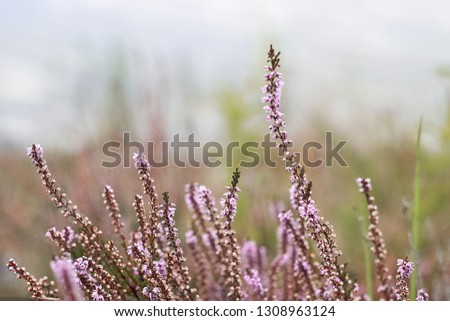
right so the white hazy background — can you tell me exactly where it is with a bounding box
[1,0,450,150]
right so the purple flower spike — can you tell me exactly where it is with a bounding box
[356,178,372,193]
[92,285,105,301]
[50,258,83,301]
[397,258,414,279]
[416,288,429,301]
[27,144,44,166]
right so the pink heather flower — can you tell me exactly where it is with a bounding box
[356,178,372,193]
[159,203,176,234]
[45,227,56,239]
[61,226,75,244]
[241,240,258,270]
[185,230,197,245]
[278,210,293,224]
[132,152,149,170]
[73,257,89,276]
[127,242,149,258]
[50,258,83,301]
[289,185,299,210]
[154,259,167,278]
[294,256,311,274]
[132,267,139,276]
[279,253,290,266]
[244,269,267,299]
[397,259,414,279]
[197,185,215,215]
[45,226,75,249]
[298,200,319,228]
[262,63,292,150]
[143,287,162,301]
[416,288,430,301]
[269,202,285,220]
[26,143,44,166]
[276,224,289,255]
[201,231,218,251]
[184,183,200,212]
[91,285,105,301]
[220,186,240,222]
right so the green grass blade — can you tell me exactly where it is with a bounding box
[410,117,423,299]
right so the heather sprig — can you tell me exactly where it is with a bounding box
[7,259,55,300]
[133,152,160,259]
[262,45,353,300]
[183,169,243,300]
[395,258,414,301]
[221,168,243,300]
[357,177,395,300]
[185,230,210,299]
[103,185,127,255]
[160,192,198,300]
[416,288,430,301]
[50,258,83,301]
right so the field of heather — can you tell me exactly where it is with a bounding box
[1,1,450,301]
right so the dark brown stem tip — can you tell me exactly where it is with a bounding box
[162,191,170,204]
[231,168,241,188]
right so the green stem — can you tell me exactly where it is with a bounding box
[410,117,423,299]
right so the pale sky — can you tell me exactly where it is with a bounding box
[1,0,450,150]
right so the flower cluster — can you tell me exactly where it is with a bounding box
[416,288,430,301]
[397,259,414,279]
[395,258,414,301]
[7,45,431,301]
[357,177,394,300]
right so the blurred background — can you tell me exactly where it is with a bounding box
[1,0,450,299]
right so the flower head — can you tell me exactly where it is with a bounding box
[243,269,267,300]
[91,285,105,301]
[143,287,162,301]
[50,258,83,301]
[185,230,197,245]
[416,288,429,301]
[132,152,149,170]
[397,258,414,279]
[356,178,372,193]
[27,144,44,166]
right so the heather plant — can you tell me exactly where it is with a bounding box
[6,46,431,301]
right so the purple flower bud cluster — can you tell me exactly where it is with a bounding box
[244,268,267,300]
[132,152,150,170]
[185,230,197,245]
[262,67,289,150]
[73,257,89,277]
[50,258,83,301]
[278,210,293,224]
[416,288,430,301]
[197,185,216,217]
[298,199,319,230]
[45,226,76,252]
[26,143,44,166]
[91,285,105,301]
[185,183,201,212]
[154,259,167,278]
[397,259,414,279]
[356,178,372,193]
[127,241,149,259]
[143,287,162,300]
[220,186,240,222]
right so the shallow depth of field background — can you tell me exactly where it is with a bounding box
[1,1,450,299]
